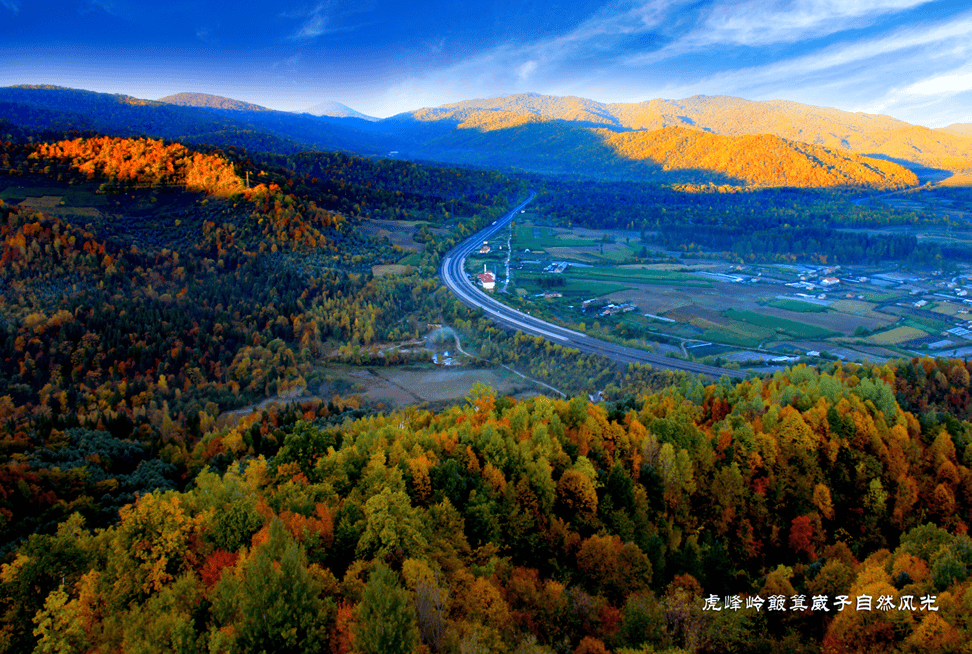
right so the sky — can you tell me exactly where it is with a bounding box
[2,0,971,126]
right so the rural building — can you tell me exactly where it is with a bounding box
[477,265,495,291]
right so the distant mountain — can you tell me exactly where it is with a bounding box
[399,92,972,175]
[939,123,972,138]
[0,85,396,155]
[158,92,269,112]
[304,100,377,122]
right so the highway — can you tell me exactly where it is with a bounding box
[440,193,741,381]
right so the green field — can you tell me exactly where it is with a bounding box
[767,298,830,313]
[514,222,590,251]
[397,252,423,266]
[724,309,838,339]
[565,267,711,287]
[702,323,775,348]
[517,278,633,297]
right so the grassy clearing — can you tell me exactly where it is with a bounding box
[867,325,928,345]
[724,309,838,339]
[514,221,600,251]
[397,252,423,266]
[372,264,409,277]
[767,298,830,313]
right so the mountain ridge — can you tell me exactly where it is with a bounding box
[158,92,270,112]
[2,85,966,188]
[402,92,972,175]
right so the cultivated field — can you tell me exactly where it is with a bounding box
[866,325,929,345]
[503,214,951,364]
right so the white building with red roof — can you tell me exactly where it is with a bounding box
[477,265,495,291]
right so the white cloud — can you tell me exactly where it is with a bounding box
[904,69,972,96]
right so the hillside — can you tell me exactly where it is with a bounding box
[601,126,918,188]
[414,93,972,176]
[939,123,972,138]
[158,92,270,112]
[390,112,918,188]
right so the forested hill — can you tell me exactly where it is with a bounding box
[600,127,917,189]
[414,93,972,174]
[0,132,525,549]
[1,357,970,653]
[158,92,271,112]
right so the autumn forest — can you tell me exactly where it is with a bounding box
[0,97,970,654]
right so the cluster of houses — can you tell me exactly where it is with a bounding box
[580,298,637,317]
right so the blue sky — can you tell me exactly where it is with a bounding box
[2,0,971,126]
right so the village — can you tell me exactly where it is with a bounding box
[465,221,972,369]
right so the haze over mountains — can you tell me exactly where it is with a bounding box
[303,100,378,122]
[2,85,969,189]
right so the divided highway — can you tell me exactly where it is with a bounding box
[440,193,741,381]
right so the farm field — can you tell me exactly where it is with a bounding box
[725,308,839,339]
[931,300,968,317]
[515,277,633,297]
[829,299,896,321]
[766,298,829,312]
[498,214,963,363]
[563,266,712,286]
[513,218,639,260]
[755,305,889,334]
[866,325,929,345]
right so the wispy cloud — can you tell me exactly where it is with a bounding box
[80,0,129,18]
[292,2,331,40]
[376,1,693,111]
[286,0,371,40]
[685,11,972,90]
[697,0,933,47]
[1,0,19,14]
[629,0,934,64]
[651,9,972,125]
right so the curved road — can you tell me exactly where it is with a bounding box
[440,193,740,380]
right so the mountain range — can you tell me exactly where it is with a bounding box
[3,86,970,189]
